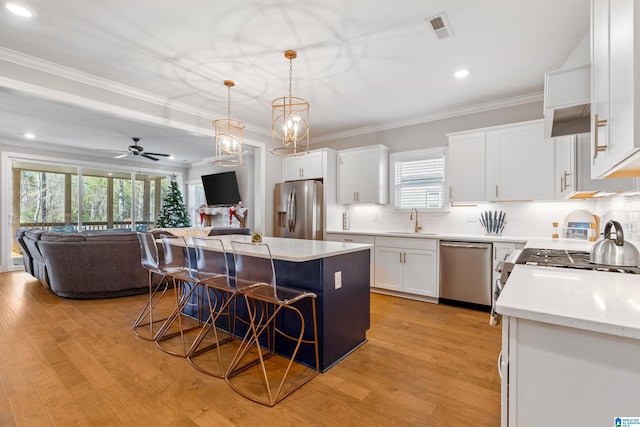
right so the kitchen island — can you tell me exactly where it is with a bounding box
[496,238,640,426]
[184,235,372,372]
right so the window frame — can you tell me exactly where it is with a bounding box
[389,147,449,212]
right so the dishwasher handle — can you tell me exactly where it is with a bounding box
[440,242,490,250]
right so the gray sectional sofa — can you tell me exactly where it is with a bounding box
[15,228,163,299]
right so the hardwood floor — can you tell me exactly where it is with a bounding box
[0,271,501,426]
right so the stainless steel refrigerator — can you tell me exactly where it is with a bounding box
[274,180,323,240]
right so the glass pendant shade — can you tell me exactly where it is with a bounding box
[271,50,309,156]
[214,80,245,166]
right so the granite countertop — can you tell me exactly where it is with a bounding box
[496,238,640,340]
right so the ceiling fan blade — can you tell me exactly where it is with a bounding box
[141,153,159,161]
[144,152,170,157]
[114,153,130,159]
[97,148,127,153]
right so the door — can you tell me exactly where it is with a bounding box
[448,131,486,202]
[403,249,437,297]
[355,148,381,203]
[374,246,402,291]
[591,0,611,177]
[273,181,323,240]
[337,151,358,204]
[486,122,555,201]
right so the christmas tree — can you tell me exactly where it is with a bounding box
[156,175,191,228]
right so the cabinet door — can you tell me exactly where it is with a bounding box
[590,0,611,177]
[607,0,640,171]
[448,131,486,202]
[300,151,323,180]
[487,122,555,201]
[555,135,576,198]
[374,246,403,291]
[356,148,382,203]
[403,249,437,297]
[283,156,306,181]
[283,151,324,181]
[337,151,358,204]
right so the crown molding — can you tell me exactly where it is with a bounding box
[0,47,272,137]
[1,47,544,145]
[311,92,544,144]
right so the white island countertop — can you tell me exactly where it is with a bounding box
[496,238,640,339]
[194,235,372,262]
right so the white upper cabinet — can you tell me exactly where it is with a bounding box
[555,135,577,198]
[559,133,636,198]
[591,0,640,178]
[283,150,323,181]
[485,120,556,201]
[447,131,486,202]
[337,145,389,204]
[448,121,555,202]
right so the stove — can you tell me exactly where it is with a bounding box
[516,247,640,274]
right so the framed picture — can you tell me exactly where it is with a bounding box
[565,222,591,240]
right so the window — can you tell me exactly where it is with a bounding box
[391,148,448,210]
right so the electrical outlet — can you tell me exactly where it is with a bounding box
[372,213,377,221]
[334,271,342,289]
[467,215,477,222]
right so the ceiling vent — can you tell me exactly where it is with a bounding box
[426,13,453,41]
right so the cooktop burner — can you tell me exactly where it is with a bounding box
[516,248,640,274]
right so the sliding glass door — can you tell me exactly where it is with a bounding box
[8,158,171,270]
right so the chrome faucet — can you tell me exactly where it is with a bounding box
[409,208,422,233]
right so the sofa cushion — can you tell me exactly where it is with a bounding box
[85,232,138,242]
[40,232,88,242]
[24,229,46,241]
[51,225,77,232]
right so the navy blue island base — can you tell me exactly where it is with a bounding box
[182,240,371,372]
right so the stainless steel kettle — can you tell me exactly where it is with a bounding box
[589,220,640,266]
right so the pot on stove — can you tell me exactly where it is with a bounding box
[590,220,640,267]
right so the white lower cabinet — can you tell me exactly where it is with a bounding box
[501,316,640,426]
[374,237,438,298]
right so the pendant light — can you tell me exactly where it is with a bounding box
[213,80,245,167]
[271,50,309,156]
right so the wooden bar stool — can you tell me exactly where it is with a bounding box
[226,241,319,406]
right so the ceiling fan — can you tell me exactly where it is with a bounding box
[105,137,172,161]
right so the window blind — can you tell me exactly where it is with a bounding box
[394,154,446,209]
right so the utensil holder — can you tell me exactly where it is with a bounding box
[480,210,506,236]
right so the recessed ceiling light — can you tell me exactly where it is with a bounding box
[6,3,34,18]
[169,155,175,160]
[24,132,35,139]
[454,69,469,79]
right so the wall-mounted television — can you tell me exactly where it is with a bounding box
[201,171,242,206]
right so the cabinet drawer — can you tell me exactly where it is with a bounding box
[375,236,437,250]
[326,233,375,244]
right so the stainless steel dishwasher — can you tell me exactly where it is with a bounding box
[439,241,492,310]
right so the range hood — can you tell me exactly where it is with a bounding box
[543,64,591,138]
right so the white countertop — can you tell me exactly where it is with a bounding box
[326,229,528,244]
[496,237,640,340]
[193,235,371,262]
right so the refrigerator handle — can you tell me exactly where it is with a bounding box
[289,189,297,232]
